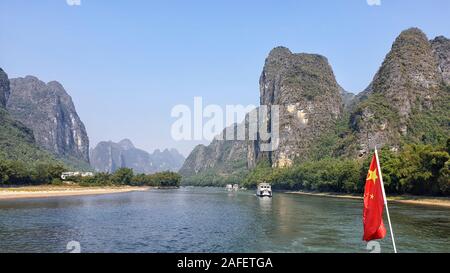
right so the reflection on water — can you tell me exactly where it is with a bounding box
[0,187,449,253]
[258,197,272,214]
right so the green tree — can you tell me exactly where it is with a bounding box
[438,160,450,195]
[111,168,134,185]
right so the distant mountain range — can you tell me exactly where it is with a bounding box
[1,69,184,173]
[180,27,450,185]
[90,139,185,174]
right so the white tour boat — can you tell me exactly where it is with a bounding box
[256,183,272,197]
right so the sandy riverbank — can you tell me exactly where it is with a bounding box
[0,185,151,200]
[287,191,450,208]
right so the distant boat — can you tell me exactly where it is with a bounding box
[256,183,272,197]
[226,184,233,191]
[232,184,239,191]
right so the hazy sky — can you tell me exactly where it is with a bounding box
[1,0,449,156]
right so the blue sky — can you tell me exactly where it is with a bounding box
[1,0,449,156]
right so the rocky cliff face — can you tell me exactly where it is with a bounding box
[350,28,448,156]
[432,36,450,86]
[0,68,61,164]
[249,47,343,168]
[7,76,90,163]
[90,139,185,174]
[339,86,355,110]
[0,68,10,108]
[181,47,344,180]
[364,28,442,117]
[179,123,248,178]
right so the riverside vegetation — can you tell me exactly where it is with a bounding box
[72,169,181,187]
[243,141,450,196]
[0,159,181,188]
[183,140,450,196]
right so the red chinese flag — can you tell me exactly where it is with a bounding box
[363,153,387,241]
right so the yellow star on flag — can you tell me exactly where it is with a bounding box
[366,169,378,184]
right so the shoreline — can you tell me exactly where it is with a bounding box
[0,185,152,200]
[286,191,450,208]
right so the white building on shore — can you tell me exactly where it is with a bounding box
[61,172,94,180]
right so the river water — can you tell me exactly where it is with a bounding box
[0,187,448,253]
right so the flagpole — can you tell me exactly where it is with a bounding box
[375,147,398,253]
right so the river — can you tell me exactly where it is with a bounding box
[0,187,448,253]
